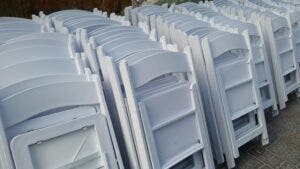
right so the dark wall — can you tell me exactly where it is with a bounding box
[0,0,132,18]
[152,0,203,5]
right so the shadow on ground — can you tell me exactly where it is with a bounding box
[218,94,300,169]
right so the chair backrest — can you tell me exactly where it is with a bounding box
[0,22,41,32]
[290,11,300,24]
[88,25,140,37]
[0,81,99,128]
[124,52,190,88]
[94,32,148,48]
[0,29,35,34]
[208,33,248,58]
[91,26,144,40]
[78,24,113,34]
[51,10,93,21]
[59,15,105,27]
[0,74,86,101]
[63,17,109,26]
[0,39,72,54]
[0,17,32,23]
[0,47,71,69]
[272,16,290,32]
[4,33,72,46]
[105,40,161,61]
[0,58,80,89]
[0,32,38,44]
[101,36,150,52]
[66,20,118,33]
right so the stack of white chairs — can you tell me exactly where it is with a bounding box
[0,17,43,44]
[84,22,215,169]
[265,0,300,75]
[127,5,226,166]
[39,9,215,169]
[127,4,269,169]
[266,2,300,52]
[247,0,300,62]
[213,0,261,18]
[4,3,298,168]
[35,9,110,32]
[246,0,300,105]
[0,30,124,169]
[214,0,300,110]
[175,2,278,116]
[35,9,133,77]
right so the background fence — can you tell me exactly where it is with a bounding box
[0,0,132,18]
[0,0,210,18]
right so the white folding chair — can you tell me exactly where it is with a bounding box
[118,50,214,169]
[131,6,225,165]
[189,32,269,168]
[0,74,122,169]
[259,11,300,109]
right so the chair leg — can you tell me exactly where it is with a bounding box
[225,151,236,169]
[296,88,300,98]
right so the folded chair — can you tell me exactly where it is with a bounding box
[189,32,269,168]
[0,73,122,169]
[128,6,224,165]
[118,51,214,169]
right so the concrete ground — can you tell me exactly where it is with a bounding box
[218,95,300,169]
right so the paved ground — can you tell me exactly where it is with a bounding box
[218,95,300,169]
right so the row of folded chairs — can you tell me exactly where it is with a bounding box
[0,7,214,169]
[127,3,269,168]
[127,0,300,168]
[0,0,298,169]
[215,0,300,110]
[0,15,123,169]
